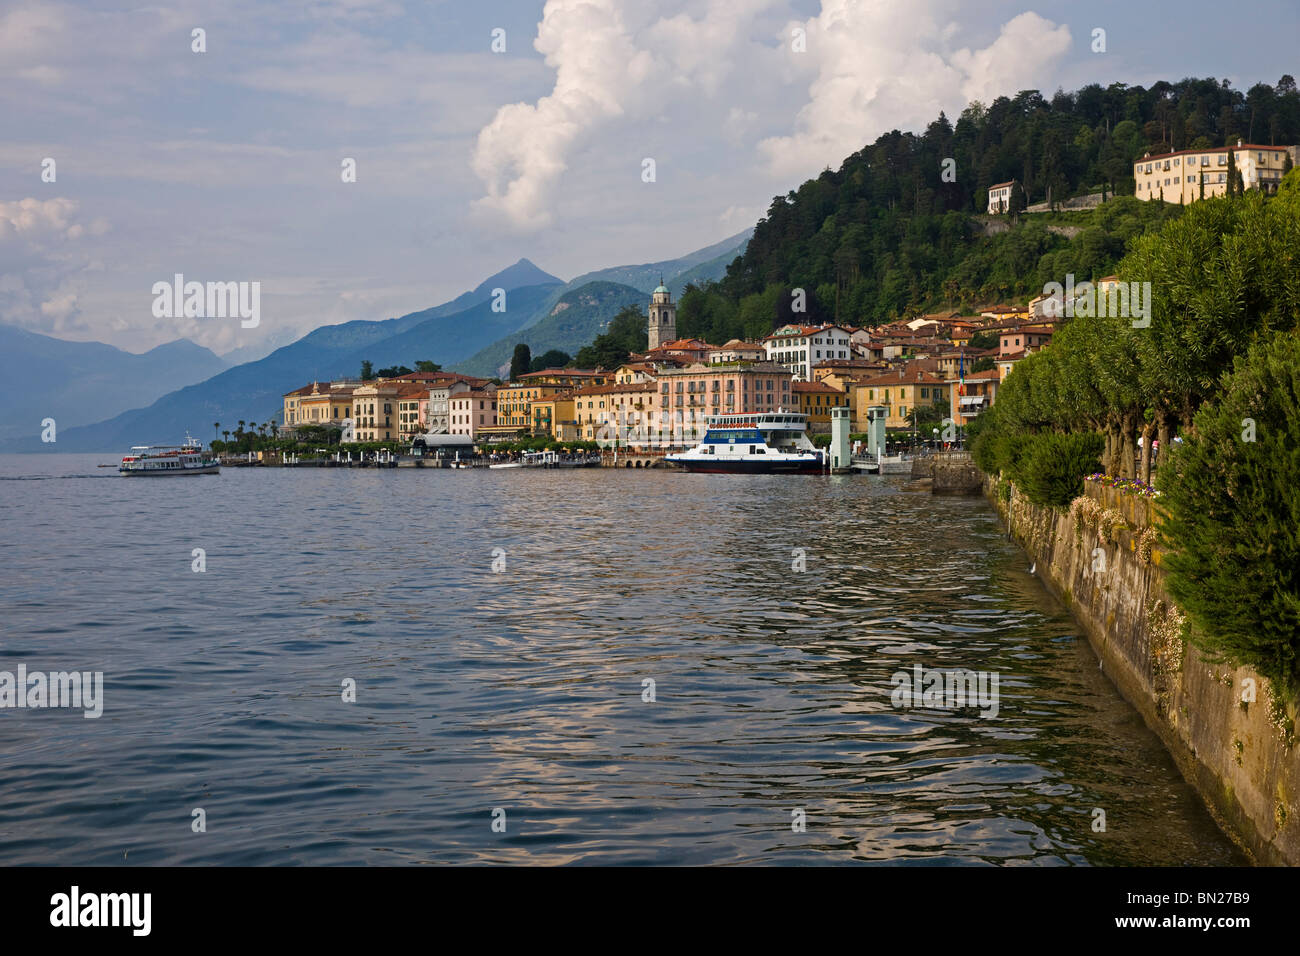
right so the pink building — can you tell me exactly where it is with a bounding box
[999,324,1053,356]
[653,361,794,446]
[449,389,498,438]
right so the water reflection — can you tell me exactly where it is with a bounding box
[0,456,1244,865]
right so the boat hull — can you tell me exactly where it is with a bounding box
[667,457,824,475]
[120,463,220,475]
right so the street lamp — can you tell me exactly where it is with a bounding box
[932,427,939,450]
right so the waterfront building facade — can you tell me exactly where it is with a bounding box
[948,369,1002,427]
[282,381,358,431]
[427,379,474,434]
[528,394,578,441]
[499,369,609,431]
[449,388,499,438]
[792,380,848,432]
[763,324,853,381]
[1134,142,1291,203]
[572,382,658,443]
[353,382,403,441]
[395,383,429,441]
[282,384,314,426]
[652,361,794,446]
[851,369,951,431]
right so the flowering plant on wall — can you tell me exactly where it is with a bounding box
[1085,473,1162,498]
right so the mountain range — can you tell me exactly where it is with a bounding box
[451,229,751,377]
[0,327,229,442]
[3,229,750,452]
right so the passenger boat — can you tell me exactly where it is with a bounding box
[666,412,826,474]
[119,436,220,475]
[488,451,561,469]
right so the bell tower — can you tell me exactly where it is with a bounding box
[647,278,676,350]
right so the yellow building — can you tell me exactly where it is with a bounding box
[395,384,428,441]
[1134,141,1291,203]
[792,380,848,431]
[284,382,356,429]
[529,395,578,441]
[852,369,951,430]
[283,384,315,426]
[613,362,658,384]
[297,385,356,426]
[352,382,403,442]
[497,382,567,429]
[814,361,885,425]
[498,369,609,431]
[572,382,658,444]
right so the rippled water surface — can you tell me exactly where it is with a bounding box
[0,454,1243,865]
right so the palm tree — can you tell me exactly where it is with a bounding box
[222,430,230,444]
[213,422,220,440]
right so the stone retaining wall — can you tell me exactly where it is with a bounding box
[989,476,1298,865]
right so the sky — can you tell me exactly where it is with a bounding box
[1,0,1297,357]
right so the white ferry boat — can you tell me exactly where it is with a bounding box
[119,436,220,476]
[666,412,826,474]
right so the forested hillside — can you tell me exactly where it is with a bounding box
[676,76,1300,339]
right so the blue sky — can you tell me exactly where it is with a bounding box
[1,0,1296,356]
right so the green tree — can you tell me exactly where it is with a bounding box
[573,306,647,368]
[360,360,374,380]
[509,343,532,381]
[1159,332,1300,696]
[1009,181,1027,217]
[1019,431,1104,507]
[529,349,571,372]
[415,360,442,373]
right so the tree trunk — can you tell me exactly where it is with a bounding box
[1139,421,1154,485]
[1104,419,1120,476]
[1119,413,1136,479]
[1156,413,1172,482]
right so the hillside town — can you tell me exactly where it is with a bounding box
[279,280,1074,455]
[275,135,1297,461]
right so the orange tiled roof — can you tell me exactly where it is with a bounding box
[518,367,605,379]
[570,382,655,397]
[792,380,843,394]
[856,368,951,388]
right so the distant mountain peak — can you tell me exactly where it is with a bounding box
[471,258,563,296]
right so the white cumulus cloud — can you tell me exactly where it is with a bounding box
[0,197,109,335]
[760,6,1073,179]
[473,1,1076,228]
[471,0,777,231]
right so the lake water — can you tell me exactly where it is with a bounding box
[0,454,1243,865]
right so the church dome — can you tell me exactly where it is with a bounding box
[653,284,669,294]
